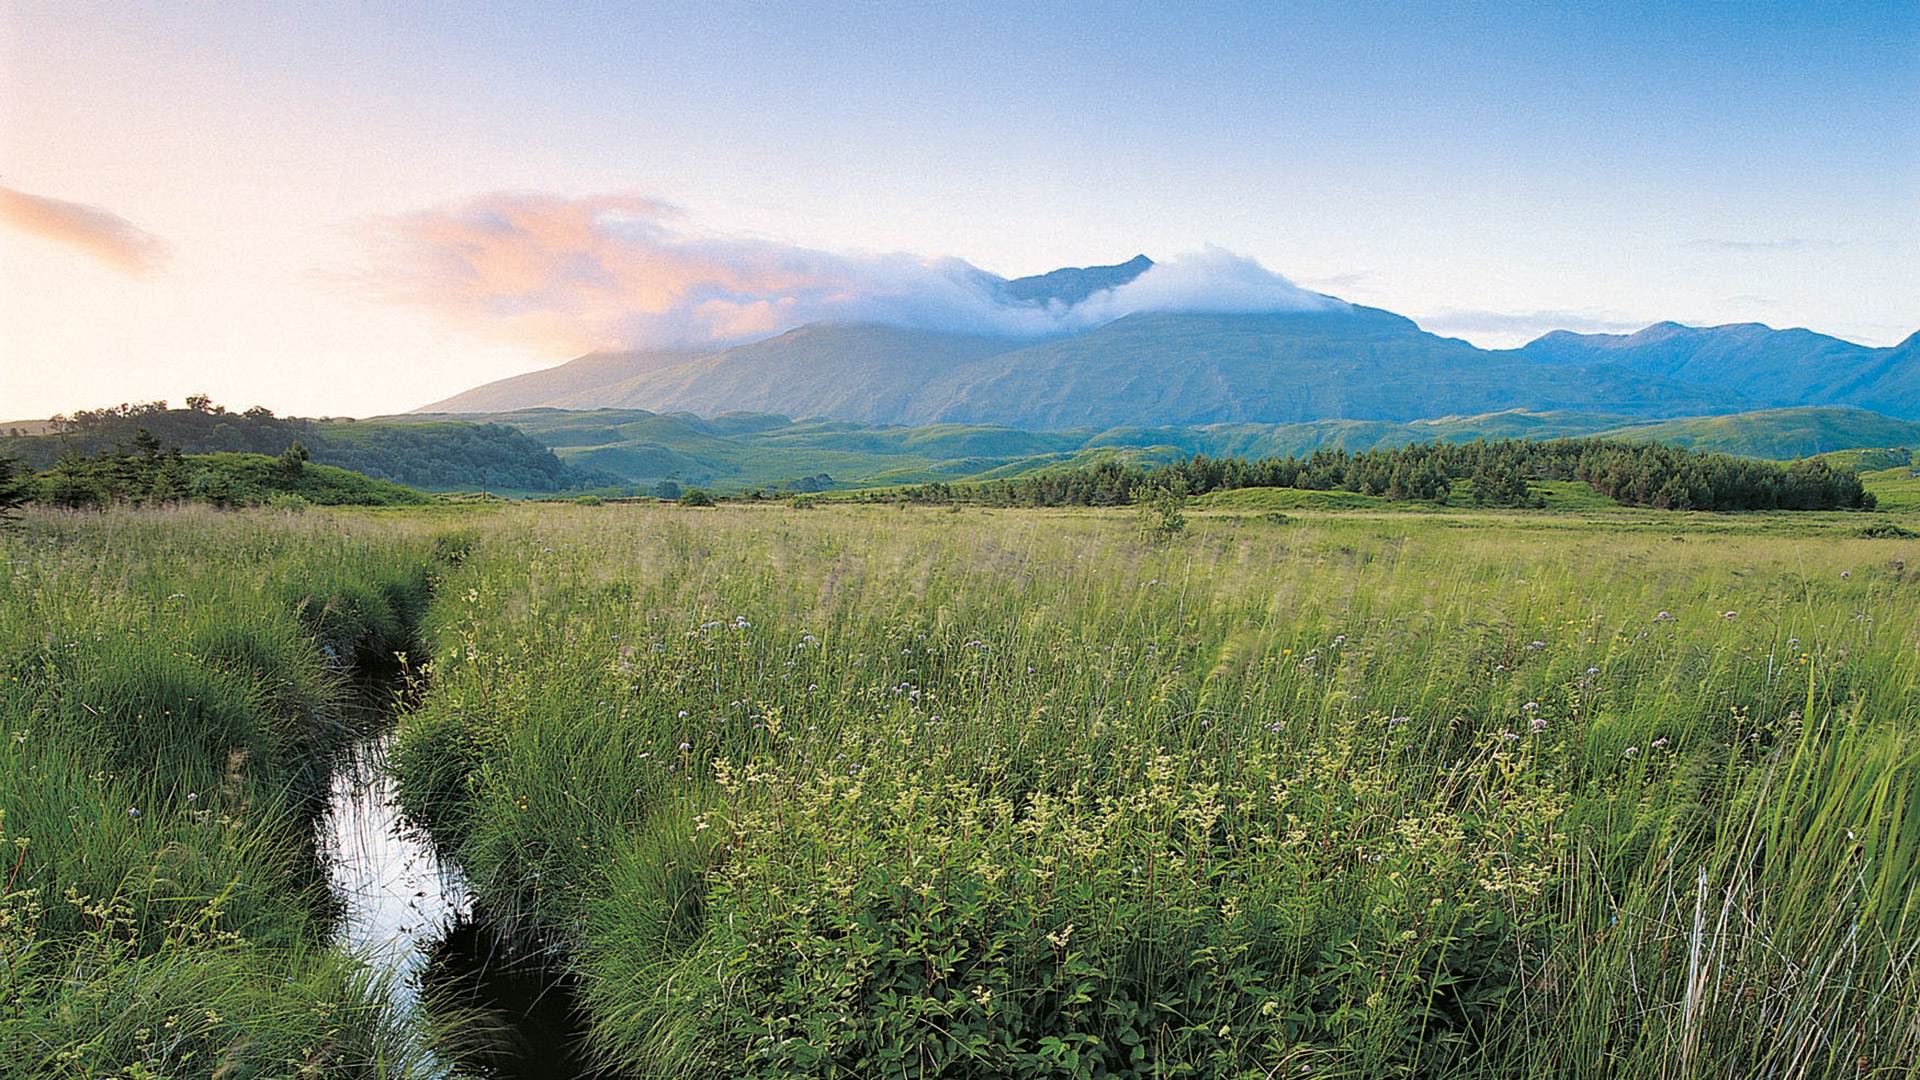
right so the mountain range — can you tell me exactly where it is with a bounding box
[420,256,1918,428]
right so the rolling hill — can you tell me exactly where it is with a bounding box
[389,404,1920,493]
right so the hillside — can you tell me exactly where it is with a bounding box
[547,325,1030,421]
[910,309,1742,427]
[427,306,1766,428]
[6,446,434,508]
[419,347,711,413]
[1591,407,1920,460]
[0,401,614,493]
[1514,323,1920,417]
[390,403,1920,494]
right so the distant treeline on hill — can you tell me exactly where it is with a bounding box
[0,431,433,513]
[0,397,616,492]
[895,438,1876,512]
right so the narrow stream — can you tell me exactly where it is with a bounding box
[322,737,471,1007]
[321,736,470,1074]
[320,712,606,1076]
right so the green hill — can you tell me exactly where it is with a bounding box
[389,404,1920,495]
[1592,407,1920,460]
[9,447,433,509]
[0,400,611,493]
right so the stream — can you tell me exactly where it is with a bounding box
[321,728,604,1077]
[321,738,469,1019]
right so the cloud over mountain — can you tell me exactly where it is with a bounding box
[0,186,172,275]
[358,192,1339,352]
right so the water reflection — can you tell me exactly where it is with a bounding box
[419,913,608,1078]
[323,738,470,985]
[322,736,608,1078]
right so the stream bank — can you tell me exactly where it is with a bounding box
[320,727,605,1079]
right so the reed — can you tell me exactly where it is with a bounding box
[0,504,457,1078]
[390,501,1920,1077]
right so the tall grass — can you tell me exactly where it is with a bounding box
[390,502,1919,1077]
[0,504,456,1078]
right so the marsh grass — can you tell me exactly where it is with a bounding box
[384,502,1918,1076]
[0,504,456,1077]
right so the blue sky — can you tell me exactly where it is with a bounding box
[3,1,1915,417]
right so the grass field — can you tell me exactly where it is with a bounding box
[4,483,1915,1078]
[387,496,1919,1078]
[0,506,452,1078]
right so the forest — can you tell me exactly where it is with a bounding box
[0,397,614,493]
[894,438,1875,512]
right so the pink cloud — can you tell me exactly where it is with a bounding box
[0,186,171,275]
[357,191,1338,352]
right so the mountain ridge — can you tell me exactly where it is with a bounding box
[418,261,1917,426]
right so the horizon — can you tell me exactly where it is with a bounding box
[4,3,1915,420]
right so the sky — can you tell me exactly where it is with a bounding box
[3,1,1916,420]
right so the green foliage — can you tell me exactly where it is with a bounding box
[0,507,448,1076]
[1136,484,1187,543]
[390,503,1920,1078]
[14,443,434,510]
[278,439,310,477]
[0,397,609,493]
[892,438,1875,513]
[308,419,619,492]
[784,472,835,493]
[677,487,715,507]
[0,456,25,529]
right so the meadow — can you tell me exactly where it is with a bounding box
[0,506,452,1078]
[392,499,1918,1078]
[3,494,1915,1079]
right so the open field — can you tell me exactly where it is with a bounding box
[3,491,1916,1078]
[390,499,1919,1077]
[0,507,450,1078]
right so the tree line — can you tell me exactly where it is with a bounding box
[0,429,431,513]
[0,397,615,493]
[890,438,1875,512]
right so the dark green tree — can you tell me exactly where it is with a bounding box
[278,441,310,478]
[0,457,27,528]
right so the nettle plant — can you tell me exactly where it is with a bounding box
[621,715,1569,1079]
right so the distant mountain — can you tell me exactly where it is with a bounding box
[997,254,1154,307]
[912,309,1742,427]
[425,308,1755,428]
[1514,323,1920,418]
[422,347,710,413]
[548,325,1027,423]
[418,255,1916,428]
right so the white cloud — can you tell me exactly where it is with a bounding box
[354,193,1340,352]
